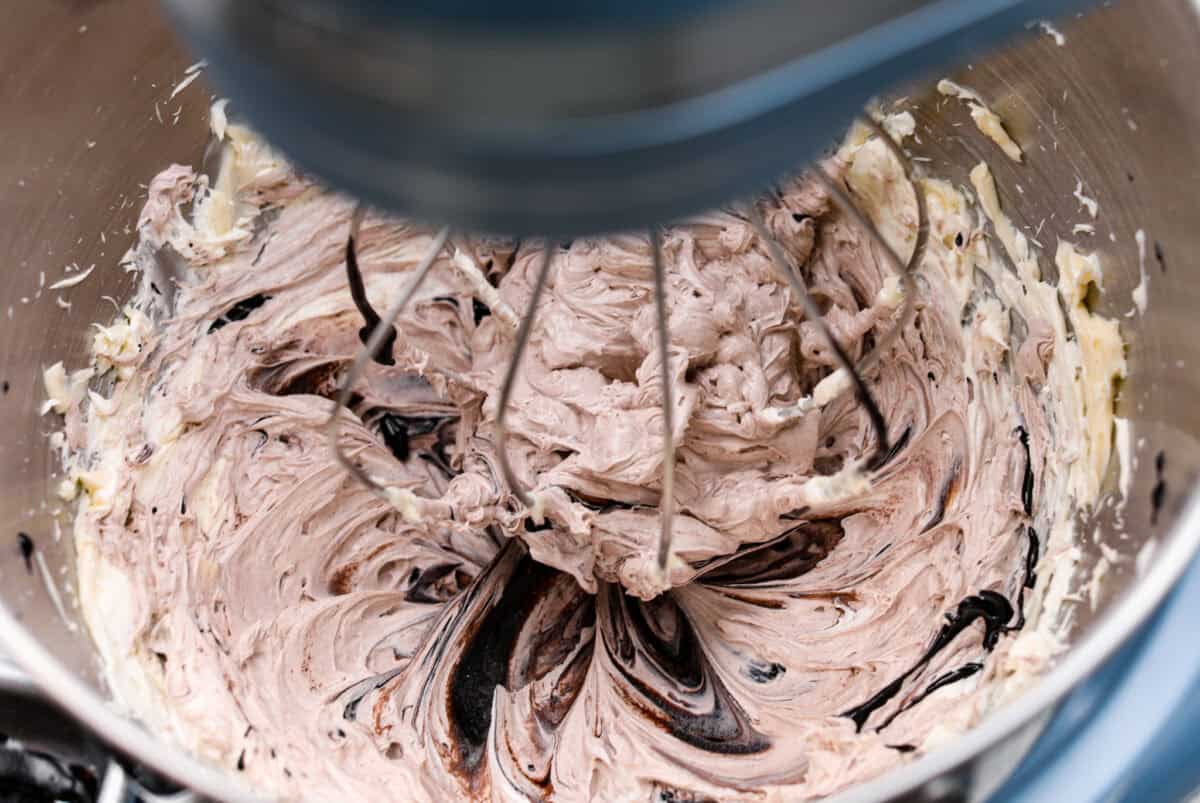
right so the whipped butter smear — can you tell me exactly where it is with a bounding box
[50,107,1125,802]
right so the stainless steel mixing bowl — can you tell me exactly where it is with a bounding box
[2,2,1199,802]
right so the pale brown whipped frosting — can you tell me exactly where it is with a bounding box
[55,113,1125,802]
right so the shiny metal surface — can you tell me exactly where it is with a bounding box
[0,3,207,680]
[1,1,1199,802]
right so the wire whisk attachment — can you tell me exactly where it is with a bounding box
[330,114,927,576]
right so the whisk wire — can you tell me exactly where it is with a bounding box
[650,228,677,570]
[327,220,451,494]
[819,116,927,374]
[747,203,893,464]
[494,244,555,511]
[750,114,928,469]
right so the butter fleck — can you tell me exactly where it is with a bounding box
[938,79,1023,162]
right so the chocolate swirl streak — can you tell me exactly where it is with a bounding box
[599,587,769,755]
[844,590,1016,732]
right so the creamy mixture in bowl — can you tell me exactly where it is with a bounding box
[49,109,1124,802]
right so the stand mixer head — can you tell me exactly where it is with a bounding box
[161,0,1087,236]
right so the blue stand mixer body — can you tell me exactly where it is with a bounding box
[993,557,1200,803]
